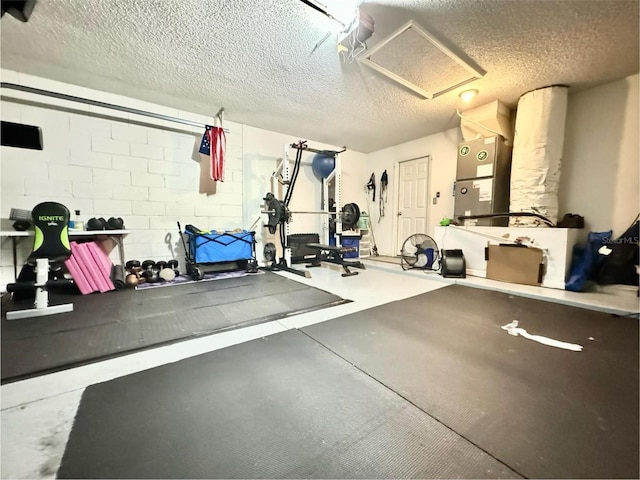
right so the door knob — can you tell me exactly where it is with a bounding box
[397,212,402,216]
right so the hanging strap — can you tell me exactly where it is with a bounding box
[379,170,388,220]
[208,126,226,182]
[366,173,376,201]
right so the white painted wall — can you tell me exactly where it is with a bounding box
[0,69,368,286]
[347,128,461,256]
[345,74,639,257]
[242,125,368,260]
[2,68,636,286]
[559,73,639,240]
[0,69,247,286]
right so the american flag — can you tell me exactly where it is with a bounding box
[199,125,213,155]
[199,125,226,181]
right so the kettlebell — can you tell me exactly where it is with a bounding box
[107,217,125,230]
[141,260,159,283]
[141,270,159,283]
[125,274,139,287]
[87,217,107,230]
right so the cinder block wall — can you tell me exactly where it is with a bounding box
[0,70,244,286]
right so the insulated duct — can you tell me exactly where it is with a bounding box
[509,86,568,226]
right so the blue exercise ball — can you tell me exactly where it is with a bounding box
[311,152,335,179]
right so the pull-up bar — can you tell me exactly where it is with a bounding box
[289,142,347,155]
[0,82,228,132]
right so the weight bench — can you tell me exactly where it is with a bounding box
[305,243,366,277]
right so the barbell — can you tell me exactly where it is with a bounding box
[261,210,330,215]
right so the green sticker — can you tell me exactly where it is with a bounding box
[477,150,488,161]
[459,145,470,156]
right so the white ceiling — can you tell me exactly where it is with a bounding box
[1,0,638,153]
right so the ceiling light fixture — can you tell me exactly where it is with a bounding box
[459,89,479,102]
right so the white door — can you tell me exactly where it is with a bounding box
[396,156,429,254]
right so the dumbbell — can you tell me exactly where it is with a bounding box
[141,260,156,271]
[125,260,141,271]
[168,259,180,276]
[141,260,159,283]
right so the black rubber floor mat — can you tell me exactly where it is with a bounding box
[302,284,639,479]
[57,329,521,479]
[1,272,347,382]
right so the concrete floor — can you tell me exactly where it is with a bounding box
[1,260,638,479]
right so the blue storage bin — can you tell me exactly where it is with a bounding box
[341,237,360,258]
[188,230,254,263]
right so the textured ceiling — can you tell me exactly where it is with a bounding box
[1,0,638,153]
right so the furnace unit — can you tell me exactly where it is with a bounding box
[454,136,512,226]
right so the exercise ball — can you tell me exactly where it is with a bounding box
[311,152,335,179]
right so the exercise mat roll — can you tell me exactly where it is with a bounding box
[111,265,126,290]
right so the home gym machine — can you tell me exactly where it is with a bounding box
[260,140,365,277]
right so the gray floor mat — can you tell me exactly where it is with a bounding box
[302,284,639,479]
[57,329,521,479]
[1,272,346,382]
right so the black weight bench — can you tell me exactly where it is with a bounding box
[305,243,366,277]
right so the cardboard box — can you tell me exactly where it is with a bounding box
[485,244,544,286]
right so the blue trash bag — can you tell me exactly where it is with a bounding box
[565,230,612,292]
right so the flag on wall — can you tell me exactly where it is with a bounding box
[199,126,212,155]
[199,125,226,182]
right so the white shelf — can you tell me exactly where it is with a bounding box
[0,229,130,237]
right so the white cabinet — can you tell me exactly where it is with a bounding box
[433,225,579,289]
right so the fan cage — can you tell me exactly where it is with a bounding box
[400,234,440,271]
